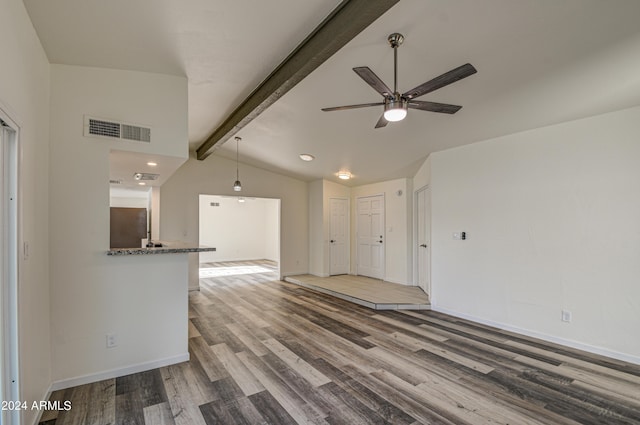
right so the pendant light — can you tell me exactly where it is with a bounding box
[233,136,242,192]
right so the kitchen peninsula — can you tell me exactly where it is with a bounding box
[107,241,216,256]
[63,240,219,390]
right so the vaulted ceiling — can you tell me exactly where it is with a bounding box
[24,0,640,186]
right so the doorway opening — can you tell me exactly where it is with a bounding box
[198,195,281,279]
[1,112,20,425]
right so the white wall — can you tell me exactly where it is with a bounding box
[413,155,431,191]
[351,178,412,285]
[430,106,640,363]
[151,187,161,240]
[308,180,324,276]
[199,195,279,263]
[264,199,280,262]
[48,64,190,384]
[110,197,149,208]
[110,187,150,209]
[161,154,308,278]
[0,1,51,423]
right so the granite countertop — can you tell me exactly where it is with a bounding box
[107,241,216,256]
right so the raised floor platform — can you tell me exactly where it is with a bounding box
[284,274,430,310]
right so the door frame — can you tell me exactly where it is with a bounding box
[329,197,349,276]
[355,193,385,279]
[1,107,21,425]
[414,185,431,294]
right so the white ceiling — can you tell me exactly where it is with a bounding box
[109,150,187,189]
[24,0,640,186]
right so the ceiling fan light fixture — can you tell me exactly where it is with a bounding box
[299,153,315,161]
[383,98,408,122]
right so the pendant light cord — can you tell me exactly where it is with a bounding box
[235,136,241,180]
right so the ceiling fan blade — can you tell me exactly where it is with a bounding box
[321,102,383,112]
[374,115,389,128]
[403,63,477,100]
[408,100,462,114]
[353,67,393,97]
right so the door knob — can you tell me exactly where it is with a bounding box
[420,244,427,248]
[330,240,335,243]
[379,240,383,243]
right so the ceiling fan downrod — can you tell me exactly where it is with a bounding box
[388,33,404,95]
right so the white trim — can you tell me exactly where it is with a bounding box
[32,386,54,425]
[432,306,640,366]
[413,185,431,294]
[50,352,190,391]
[1,108,21,425]
[382,277,410,286]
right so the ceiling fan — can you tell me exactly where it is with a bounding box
[321,33,477,128]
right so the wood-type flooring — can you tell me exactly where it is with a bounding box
[40,261,640,424]
[284,274,430,310]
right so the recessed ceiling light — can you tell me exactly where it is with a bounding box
[299,154,315,162]
[138,182,146,186]
[147,161,157,166]
[338,171,352,180]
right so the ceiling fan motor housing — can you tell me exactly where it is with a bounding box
[384,93,408,122]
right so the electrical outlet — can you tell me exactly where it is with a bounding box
[106,333,118,348]
[561,310,572,323]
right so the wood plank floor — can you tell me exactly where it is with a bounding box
[40,261,640,425]
[284,274,430,310]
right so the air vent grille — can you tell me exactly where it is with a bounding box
[109,179,122,185]
[122,124,151,142]
[210,202,220,207]
[84,116,151,143]
[89,119,120,138]
[134,172,159,181]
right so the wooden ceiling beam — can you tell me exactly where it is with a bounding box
[195,0,399,160]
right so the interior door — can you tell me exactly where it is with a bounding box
[416,187,431,293]
[357,194,384,279]
[329,198,349,275]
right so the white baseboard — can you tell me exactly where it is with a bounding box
[383,277,410,286]
[50,352,190,391]
[32,385,54,425]
[280,270,307,279]
[432,306,640,366]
